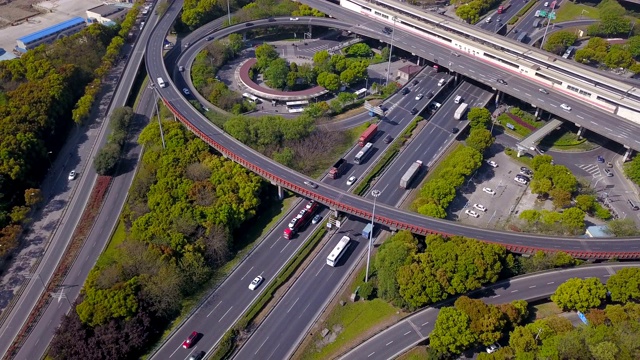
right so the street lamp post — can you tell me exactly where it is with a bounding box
[227,0,231,25]
[150,85,166,149]
[385,17,398,86]
[22,273,46,289]
[365,189,381,283]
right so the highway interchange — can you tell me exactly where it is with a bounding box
[2,0,640,358]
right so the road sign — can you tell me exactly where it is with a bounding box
[364,101,385,116]
[577,311,589,324]
[548,11,556,20]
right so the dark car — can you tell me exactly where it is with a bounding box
[597,155,605,163]
[497,78,507,85]
[383,26,392,34]
[426,91,434,98]
[268,17,276,22]
[384,134,393,144]
[451,127,459,134]
[412,79,419,85]
[189,351,205,360]
[245,22,254,27]
[402,87,410,95]
[206,36,214,41]
[411,107,418,115]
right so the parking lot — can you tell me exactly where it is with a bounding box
[449,148,531,228]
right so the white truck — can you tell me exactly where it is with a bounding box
[400,160,423,188]
[454,103,468,120]
[157,77,167,88]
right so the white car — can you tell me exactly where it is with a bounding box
[487,160,498,168]
[346,176,357,186]
[465,209,480,218]
[306,200,315,209]
[183,88,191,95]
[473,204,487,212]
[483,187,496,195]
[304,180,318,188]
[68,170,77,180]
[288,217,298,229]
[543,1,549,6]
[560,103,571,111]
[289,17,299,21]
[438,79,446,86]
[514,177,529,185]
[415,94,424,101]
[312,214,322,225]
[487,344,500,353]
[296,209,306,218]
[248,275,264,290]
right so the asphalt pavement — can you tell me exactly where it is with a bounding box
[340,263,640,360]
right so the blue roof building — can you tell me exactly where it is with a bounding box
[16,17,86,51]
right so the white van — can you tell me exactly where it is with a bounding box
[157,77,167,88]
[438,78,446,86]
[454,95,462,104]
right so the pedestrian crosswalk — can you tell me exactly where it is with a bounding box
[576,163,601,177]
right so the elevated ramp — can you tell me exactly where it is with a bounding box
[517,118,563,155]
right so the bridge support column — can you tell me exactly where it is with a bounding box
[577,126,586,139]
[623,146,634,162]
[534,107,541,119]
[277,185,284,200]
[331,208,340,218]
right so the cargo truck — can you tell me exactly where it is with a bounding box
[400,160,423,188]
[454,103,468,120]
[358,124,378,146]
[362,223,373,239]
[283,201,318,239]
[497,3,510,13]
[329,158,348,179]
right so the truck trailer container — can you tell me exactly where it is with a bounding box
[400,160,423,188]
[497,3,511,13]
[454,103,468,120]
[329,158,348,179]
[358,124,378,146]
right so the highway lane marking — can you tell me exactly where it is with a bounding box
[421,321,429,326]
[169,343,181,358]
[316,264,324,277]
[271,238,280,248]
[512,88,520,92]
[368,352,376,357]
[207,301,222,317]
[280,241,291,253]
[288,297,300,313]
[605,127,613,132]
[299,302,312,318]
[492,295,500,298]
[255,336,270,355]
[524,93,531,97]
[591,121,598,125]
[241,266,254,281]
[529,285,536,288]
[511,290,518,293]
[404,331,412,336]
[386,341,394,346]
[408,320,425,337]
[218,306,233,322]
[576,115,584,119]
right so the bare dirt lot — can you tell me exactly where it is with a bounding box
[0,0,42,27]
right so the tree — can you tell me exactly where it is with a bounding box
[544,31,577,54]
[454,296,507,345]
[345,43,372,57]
[549,188,572,209]
[604,45,634,69]
[337,92,357,105]
[227,33,244,55]
[509,326,537,353]
[530,178,553,196]
[605,218,640,237]
[264,58,289,89]
[94,143,121,175]
[624,154,640,185]
[627,35,640,59]
[607,267,640,303]
[466,128,494,153]
[255,44,279,70]
[374,231,417,303]
[575,194,596,212]
[24,188,43,207]
[467,107,492,129]
[316,72,340,92]
[313,50,331,67]
[551,277,607,312]
[531,155,553,171]
[519,209,541,225]
[430,307,477,354]
[359,281,374,300]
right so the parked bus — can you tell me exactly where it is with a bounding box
[242,93,262,103]
[353,88,367,98]
[326,236,351,267]
[286,100,309,113]
[354,142,373,164]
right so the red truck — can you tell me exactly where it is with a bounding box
[283,201,318,239]
[329,158,348,179]
[497,3,510,13]
[358,124,378,147]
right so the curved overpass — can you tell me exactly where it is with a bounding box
[146,6,640,259]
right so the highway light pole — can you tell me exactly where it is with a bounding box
[227,0,231,25]
[21,273,46,289]
[150,85,166,149]
[365,189,381,283]
[539,11,556,50]
[385,17,398,86]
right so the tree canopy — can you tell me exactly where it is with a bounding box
[551,277,607,312]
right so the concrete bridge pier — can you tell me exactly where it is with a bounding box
[577,126,586,139]
[277,185,284,200]
[534,107,541,119]
[623,147,634,162]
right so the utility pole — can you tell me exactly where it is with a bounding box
[385,17,398,85]
[364,189,381,282]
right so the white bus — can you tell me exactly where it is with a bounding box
[326,236,351,267]
[286,100,309,113]
[242,93,261,103]
[157,77,166,88]
[354,88,367,98]
[354,142,373,164]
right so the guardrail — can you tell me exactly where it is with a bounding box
[161,99,640,260]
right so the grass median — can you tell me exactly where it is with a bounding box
[210,225,329,359]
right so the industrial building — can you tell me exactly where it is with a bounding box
[15,17,86,53]
[86,4,128,25]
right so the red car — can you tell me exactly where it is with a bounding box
[182,331,199,349]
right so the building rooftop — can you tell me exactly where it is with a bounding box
[18,17,85,45]
[87,4,126,17]
[397,64,423,75]
[585,225,612,238]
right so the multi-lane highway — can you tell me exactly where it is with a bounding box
[341,263,640,360]
[147,6,640,259]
